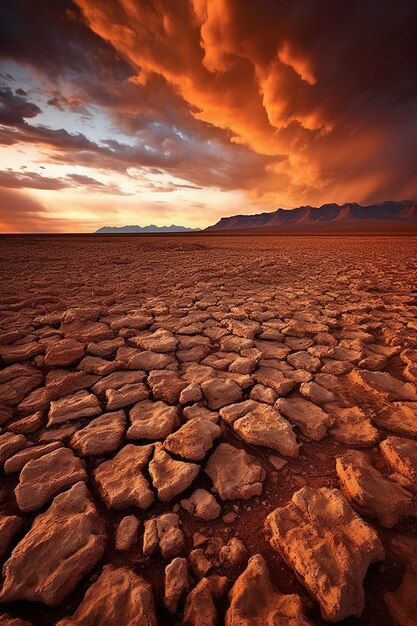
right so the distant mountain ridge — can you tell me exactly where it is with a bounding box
[206,200,417,231]
[95,224,201,233]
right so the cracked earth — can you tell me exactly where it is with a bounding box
[0,234,417,625]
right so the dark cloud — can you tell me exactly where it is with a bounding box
[0,87,41,125]
[47,92,88,114]
[0,170,67,190]
[0,0,132,82]
[0,1,276,191]
[65,173,130,195]
[66,173,103,187]
[0,166,130,195]
[0,83,273,193]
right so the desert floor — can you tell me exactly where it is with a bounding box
[1,234,417,625]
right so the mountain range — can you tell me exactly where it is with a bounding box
[95,224,201,233]
[95,201,417,234]
[206,200,417,232]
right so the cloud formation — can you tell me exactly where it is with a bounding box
[73,0,417,201]
[0,84,271,193]
[0,0,416,231]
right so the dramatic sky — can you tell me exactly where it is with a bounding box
[0,0,416,232]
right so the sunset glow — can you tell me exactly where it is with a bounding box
[0,0,416,232]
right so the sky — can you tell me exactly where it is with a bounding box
[0,0,416,233]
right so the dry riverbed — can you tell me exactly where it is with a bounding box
[0,234,417,625]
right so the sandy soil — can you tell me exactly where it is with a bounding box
[0,234,417,625]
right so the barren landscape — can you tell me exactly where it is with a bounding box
[1,234,417,626]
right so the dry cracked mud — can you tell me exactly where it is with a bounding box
[0,234,417,625]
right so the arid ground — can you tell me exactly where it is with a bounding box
[1,235,417,626]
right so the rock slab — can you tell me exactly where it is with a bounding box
[0,482,106,606]
[336,450,415,527]
[70,411,125,456]
[265,486,385,622]
[225,554,312,626]
[205,443,266,500]
[164,557,189,615]
[56,565,157,626]
[163,417,221,461]
[94,444,154,510]
[149,443,199,502]
[15,447,87,512]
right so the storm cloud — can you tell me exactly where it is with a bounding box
[0,0,416,231]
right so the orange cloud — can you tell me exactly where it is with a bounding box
[73,0,417,206]
[278,41,316,86]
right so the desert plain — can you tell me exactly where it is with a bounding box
[0,234,417,626]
